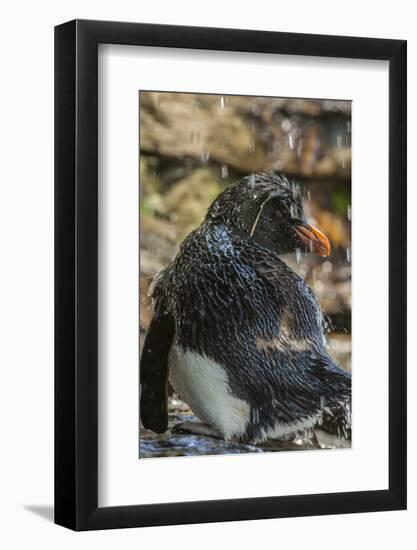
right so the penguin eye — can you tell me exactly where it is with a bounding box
[279,199,292,218]
[278,198,301,224]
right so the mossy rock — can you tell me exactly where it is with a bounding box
[163,168,223,240]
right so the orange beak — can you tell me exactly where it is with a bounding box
[294,224,331,257]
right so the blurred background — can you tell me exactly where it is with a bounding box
[139,91,351,456]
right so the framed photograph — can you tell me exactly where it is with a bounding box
[55,19,407,530]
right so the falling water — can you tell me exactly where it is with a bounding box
[201,151,210,163]
[322,260,333,274]
[221,164,229,179]
[347,205,352,221]
[346,247,351,262]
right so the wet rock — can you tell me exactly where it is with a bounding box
[163,168,222,239]
[140,92,351,179]
[139,395,350,458]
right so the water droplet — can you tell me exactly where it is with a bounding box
[251,104,261,116]
[201,151,210,163]
[322,260,332,273]
[281,119,291,132]
[220,164,229,179]
[315,280,324,292]
[272,159,283,170]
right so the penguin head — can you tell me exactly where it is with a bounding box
[205,172,331,257]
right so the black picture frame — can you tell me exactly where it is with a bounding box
[55,19,407,531]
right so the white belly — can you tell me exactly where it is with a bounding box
[169,345,250,441]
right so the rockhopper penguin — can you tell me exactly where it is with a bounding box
[140,172,351,444]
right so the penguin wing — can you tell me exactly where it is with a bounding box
[310,354,351,390]
[140,304,174,433]
[282,350,351,407]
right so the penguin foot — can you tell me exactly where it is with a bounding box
[172,421,222,439]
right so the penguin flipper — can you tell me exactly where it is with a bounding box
[140,308,174,433]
